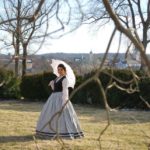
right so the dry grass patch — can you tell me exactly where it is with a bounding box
[0,100,150,150]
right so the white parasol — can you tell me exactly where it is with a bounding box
[51,59,76,88]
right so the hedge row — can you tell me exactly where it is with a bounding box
[73,69,149,109]
[0,69,20,99]
[20,69,150,109]
[20,72,56,100]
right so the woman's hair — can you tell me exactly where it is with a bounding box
[57,64,66,72]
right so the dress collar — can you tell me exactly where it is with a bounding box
[55,75,65,82]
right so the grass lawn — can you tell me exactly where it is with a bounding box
[0,100,150,150]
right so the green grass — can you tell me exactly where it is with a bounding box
[0,100,150,150]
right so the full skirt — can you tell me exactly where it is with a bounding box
[35,92,84,139]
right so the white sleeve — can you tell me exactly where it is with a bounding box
[62,78,69,104]
[48,80,54,90]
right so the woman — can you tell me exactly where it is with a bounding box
[36,64,84,139]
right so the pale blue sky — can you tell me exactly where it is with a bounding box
[38,23,127,54]
[0,0,149,54]
[36,0,148,54]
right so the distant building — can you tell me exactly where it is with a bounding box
[126,47,141,69]
[115,59,141,69]
[115,60,128,69]
[127,59,141,69]
[74,58,82,62]
[26,59,32,72]
[89,50,94,63]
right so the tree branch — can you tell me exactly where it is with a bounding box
[102,0,150,73]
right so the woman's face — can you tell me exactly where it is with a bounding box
[57,67,66,76]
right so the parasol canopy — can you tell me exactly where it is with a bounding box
[51,59,76,88]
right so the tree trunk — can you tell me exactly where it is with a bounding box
[15,36,20,77]
[22,44,27,77]
[140,23,148,70]
[15,57,19,77]
[15,0,21,77]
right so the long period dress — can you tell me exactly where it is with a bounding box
[35,76,84,139]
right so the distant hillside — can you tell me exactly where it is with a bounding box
[36,52,126,61]
[0,52,131,60]
[1,52,150,75]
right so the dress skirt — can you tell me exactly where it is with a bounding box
[36,92,84,139]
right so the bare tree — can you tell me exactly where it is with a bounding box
[0,0,46,76]
[82,0,150,70]
[0,0,83,76]
[0,0,45,25]
[102,0,150,71]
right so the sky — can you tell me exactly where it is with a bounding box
[0,0,148,55]
[37,23,127,54]
[35,0,148,54]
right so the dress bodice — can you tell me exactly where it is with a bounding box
[53,76,66,92]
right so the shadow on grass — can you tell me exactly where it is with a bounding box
[0,135,35,143]
[0,134,63,143]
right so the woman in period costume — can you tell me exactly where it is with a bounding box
[36,60,84,139]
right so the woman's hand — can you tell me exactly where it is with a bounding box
[48,80,54,90]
